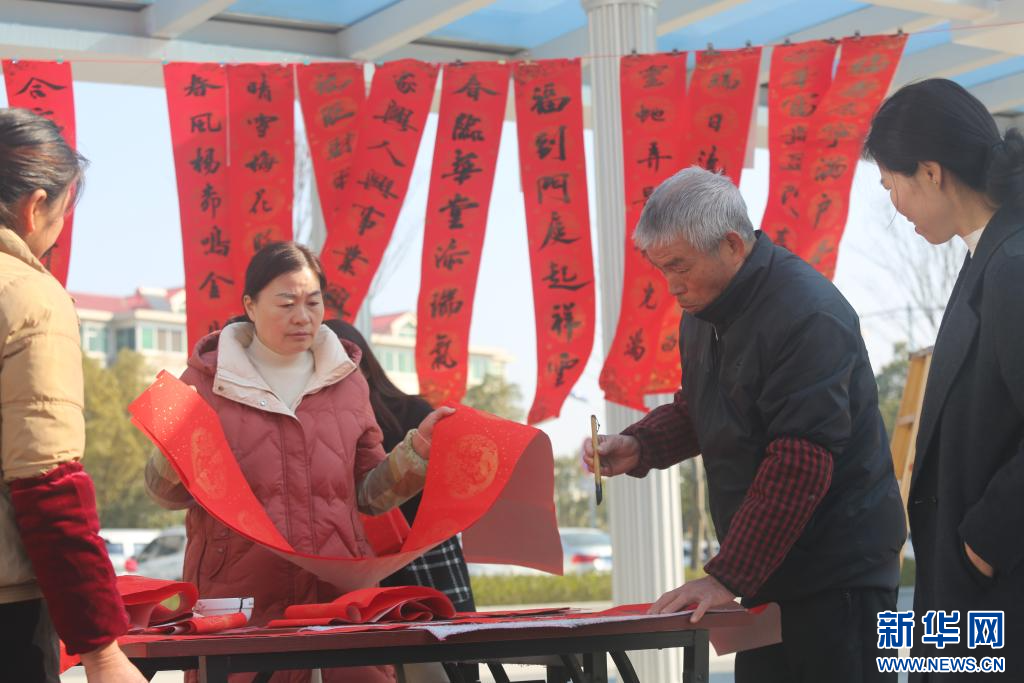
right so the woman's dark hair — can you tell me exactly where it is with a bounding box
[323,318,410,439]
[864,78,1024,207]
[0,108,88,234]
[234,241,327,323]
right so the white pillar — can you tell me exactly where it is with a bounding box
[581,1,685,681]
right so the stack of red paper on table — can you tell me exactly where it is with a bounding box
[267,585,456,628]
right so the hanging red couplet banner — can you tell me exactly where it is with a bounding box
[319,60,439,321]
[795,34,906,279]
[226,64,295,282]
[2,60,76,286]
[644,47,762,396]
[760,40,837,251]
[513,59,596,424]
[415,62,510,406]
[164,63,240,351]
[599,52,688,412]
[296,62,366,244]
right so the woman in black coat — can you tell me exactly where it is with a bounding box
[865,78,1024,680]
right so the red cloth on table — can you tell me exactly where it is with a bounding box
[267,586,455,627]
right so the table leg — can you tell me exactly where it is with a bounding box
[681,630,709,683]
[486,662,512,683]
[557,654,587,683]
[609,652,639,683]
[546,665,568,683]
[442,661,468,683]
[198,655,231,683]
[583,652,608,683]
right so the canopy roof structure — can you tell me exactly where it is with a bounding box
[1,0,1021,127]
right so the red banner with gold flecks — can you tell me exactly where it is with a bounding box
[3,60,76,286]
[296,63,366,244]
[761,40,837,251]
[164,63,240,351]
[599,52,688,412]
[226,64,295,282]
[513,59,595,425]
[319,59,439,321]
[795,34,906,278]
[415,62,510,407]
[644,47,762,395]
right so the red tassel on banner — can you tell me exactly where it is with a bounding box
[164,63,240,351]
[296,62,366,244]
[761,40,838,251]
[599,52,688,412]
[226,64,295,281]
[796,34,907,278]
[513,59,596,425]
[2,60,76,286]
[415,62,510,407]
[645,46,762,395]
[320,59,439,321]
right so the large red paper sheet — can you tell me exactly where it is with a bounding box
[128,372,561,591]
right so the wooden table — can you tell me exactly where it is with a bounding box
[121,613,711,683]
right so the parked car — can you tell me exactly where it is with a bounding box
[129,526,186,580]
[467,527,612,577]
[100,528,159,574]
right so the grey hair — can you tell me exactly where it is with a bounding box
[633,166,755,253]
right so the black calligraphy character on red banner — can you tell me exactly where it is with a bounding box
[247,113,279,138]
[15,77,65,100]
[430,289,464,318]
[247,73,272,102]
[30,107,57,123]
[357,170,399,199]
[201,226,230,257]
[635,105,665,123]
[820,122,854,149]
[813,156,847,182]
[199,272,234,299]
[328,133,355,160]
[200,183,221,217]
[551,302,581,341]
[455,74,498,101]
[434,238,469,271]
[782,93,817,118]
[354,204,384,235]
[708,69,740,90]
[440,194,479,230]
[541,211,578,250]
[639,64,668,88]
[827,101,864,118]
[442,149,482,185]
[774,226,792,249]
[631,185,655,207]
[191,112,222,133]
[394,72,418,95]
[543,262,591,291]
[250,188,272,214]
[314,73,350,96]
[780,184,799,219]
[549,352,580,387]
[850,53,889,76]
[368,140,406,167]
[782,67,809,89]
[452,113,484,142]
[245,151,278,173]
[638,141,672,171]
[780,152,803,172]
[333,169,349,191]
[207,320,222,334]
[639,281,657,310]
[531,83,570,115]
[812,193,832,229]
[322,102,355,127]
[537,174,570,204]
[707,113,723,132]
[430,334,458,370]
[185,74,221,97]
[190,148,221,175]
[782,125,807,146]
[697,145,721,173]
[335,245,369,275]
[324,285,352,319]
[252,229,273,253]
[374,100,418,132]
[624,329,645,361]
[535,126,566,161]
[661,333,678,353]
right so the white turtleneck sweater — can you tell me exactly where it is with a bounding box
[961,226,985,257]
[245,332,315,411]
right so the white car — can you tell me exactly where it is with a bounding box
[101,528,159,574]
[130,526,186,581]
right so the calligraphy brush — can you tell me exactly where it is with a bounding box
[590,414,603,505]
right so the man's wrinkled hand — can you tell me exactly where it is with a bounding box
[649,575,737,623]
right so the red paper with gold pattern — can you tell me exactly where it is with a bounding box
[319,60,439,320]
[795,34,906,278]
[760,40,837,251]
[416,62,510,406]
[599,52,688,412]
[296,63,366,243]
[226,64,294,281]
[164,63,240,350]
[3,60,76,285]
[645,47,761,395]
[513,59,595,424]
[128,372,561,592]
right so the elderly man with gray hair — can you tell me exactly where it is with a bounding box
[584,167,906,683]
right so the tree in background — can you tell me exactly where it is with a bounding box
[876,342,911,438]
[462,373,525,422]
[82,350,184,529]
[553,455,608,530]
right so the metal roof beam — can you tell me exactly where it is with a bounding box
[859,0,997,22]
[142,0,236,39]
[969,71,1024,113]
[892,43,1011,87]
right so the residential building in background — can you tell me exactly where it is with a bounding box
[72,288,512,390]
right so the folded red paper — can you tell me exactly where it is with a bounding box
[143,612,249,635]
[267,586,455,628]
[117,574,199,628]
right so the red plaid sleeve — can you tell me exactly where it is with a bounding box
[622,390,701,476]
[704,437,833,597]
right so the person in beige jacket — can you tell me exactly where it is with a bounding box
[0,108,144,682]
